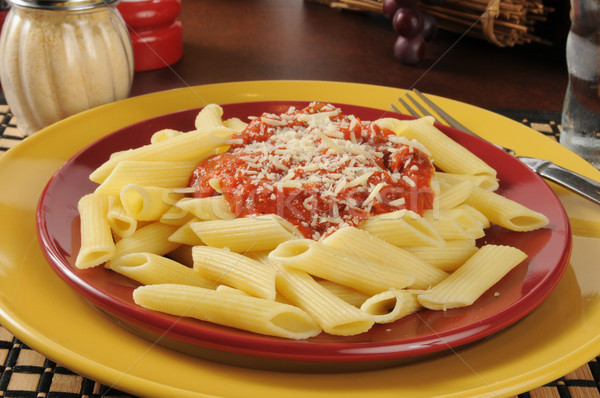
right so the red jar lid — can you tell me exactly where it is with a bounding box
[118,0,181,30]
[130,19,183,71]
[117,0,183,71]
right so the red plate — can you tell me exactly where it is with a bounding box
[36,101,571,371]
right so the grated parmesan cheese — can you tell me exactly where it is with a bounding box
[189,102,436,239]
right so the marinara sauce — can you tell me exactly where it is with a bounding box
[189,103,435,240]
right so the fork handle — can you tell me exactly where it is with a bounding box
[519,156,600,205]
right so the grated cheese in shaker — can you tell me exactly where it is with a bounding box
[0,0,134,136]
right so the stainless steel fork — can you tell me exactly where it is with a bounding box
[393,89,600,206]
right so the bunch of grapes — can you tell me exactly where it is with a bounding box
[383,0,439,65]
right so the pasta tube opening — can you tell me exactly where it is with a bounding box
[324,319,376,336]
[270,311,325,335]
[360,290,422,324]
[77,250,113,268]
[509,215,550,231]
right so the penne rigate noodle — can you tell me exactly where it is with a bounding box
[120,184,184,221]
[133,284,321,340]
[465,186,549,231]
[150,128,183,144]
[90,126,233,183]
[321,226,447,290]
[215,284,251,296]
[438,179,474,209]
[359,209,444,247]
[95,160,198,196]
[397,117,498,188]
[161,196,235,226]
[360,289,422,324]
[223,117,248,132]
[192,246,277,300]
[190,214,302,252]
[168,218,204,245]
[108,252,213,288]
[110,222,181,261]
[75,193,115,269]
[455,203,490,229]
[403,239,479,272]
[436,171,499,191]
[417,245,528,310]
[269,239,415,295]
[317,279,369,308]
[423,208,485,240]
[106,196,137,238]
[194,104,225,130]
[275,265,374,336]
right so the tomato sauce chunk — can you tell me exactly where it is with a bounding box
[189,103,436,240]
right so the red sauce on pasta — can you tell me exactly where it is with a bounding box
[189,103,435,239]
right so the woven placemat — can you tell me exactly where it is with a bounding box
[0,102,598,398]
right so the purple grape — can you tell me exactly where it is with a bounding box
[421,12,438,41]
[382,0,400,19]
[393,34,425,65]
[392,7,424,38]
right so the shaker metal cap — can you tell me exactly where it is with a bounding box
[7,0,119,10]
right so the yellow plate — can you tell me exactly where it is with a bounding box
[1,81,599,397]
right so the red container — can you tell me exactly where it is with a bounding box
[117,0,183,72]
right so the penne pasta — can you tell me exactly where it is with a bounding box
[95,160,198,196]
[437,179,474,209]
[75,193,115,269]
[275,265,374,336]
[90,126,233,184]
[358,209,444,247]
[120,184,184,221]
[192,246,277,300]
[321,226,447,290]
[160,196,235,226]
[465,186,549,232]
[168,218,204,246]
[150,128,183,144]
[397,117,498,189]
[223,117,248,132]
[194,104,225,130]
[269,239,415,295]
[106,196,137,238]
[436,171,499,191]
[360,289,422,324]
[190,214,302,252]
[110,221,181,261]
[423,208,485,240]
[403,239,479,272]
[317,279,369,308]
[133,284,321,340]
[108,252,213,288]
[417,245,528,310]
[455,203,491,229]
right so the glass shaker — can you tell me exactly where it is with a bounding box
[0,0,134,136]
[560,0,600,168]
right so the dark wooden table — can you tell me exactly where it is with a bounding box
[130,0,569,112]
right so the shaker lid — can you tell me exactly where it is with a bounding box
[8,0,120,10]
